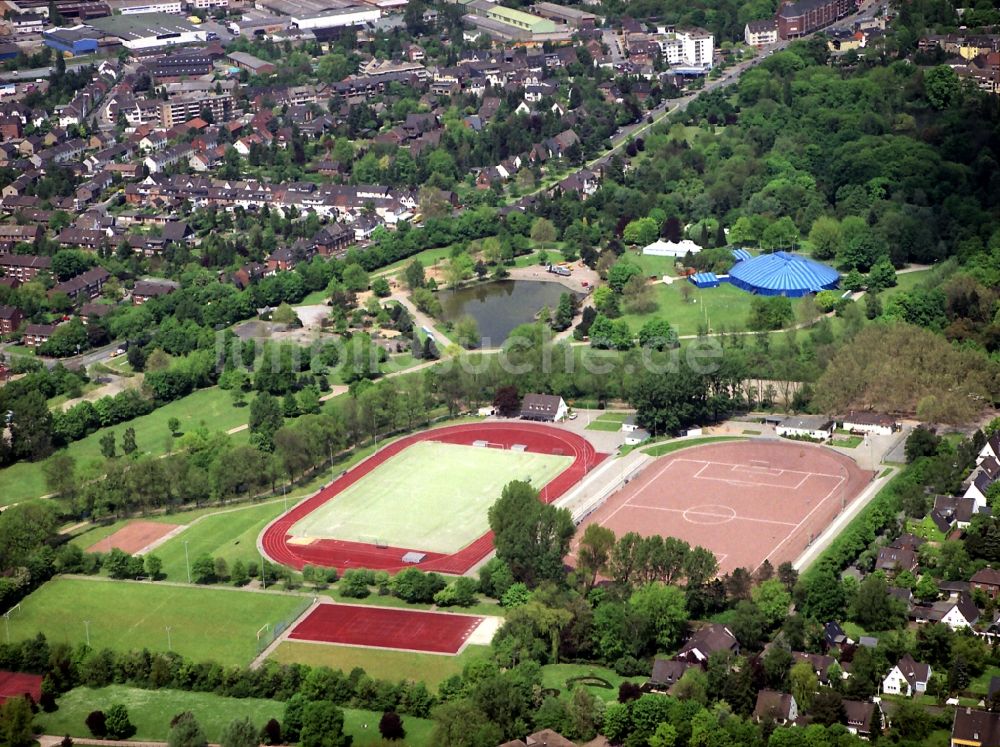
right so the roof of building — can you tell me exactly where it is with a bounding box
[876,546,917,570]
[893,654,931,687]
[779,415,834,430]
[841,411,897,427]
[678,624,738,660]
[746,18,778,31]
[649,658,694,686]
[953,708,1000,747]
[843,700,876,733]
[728,251,839,295]
[972,568,1000,586]
[526,730,576,747]
[520,393,564,417]
[754,690,796,721]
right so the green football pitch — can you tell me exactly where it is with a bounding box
[289,441,573,554]
[5,577,308,666]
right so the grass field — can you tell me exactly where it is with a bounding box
[0,387,252,505]
[7,578,307,666]
[37,685,435,746]
[586,420,623,432]
[832,436,863,448]
[270,642,491,690]
[642,436,746,457]
[154,501,288,581]
[289,441,572,553]
[539,663,645,703]
[619,281,791,336]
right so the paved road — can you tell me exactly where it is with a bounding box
[0,60,93,82]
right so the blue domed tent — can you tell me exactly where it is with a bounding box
[728,251,839,298]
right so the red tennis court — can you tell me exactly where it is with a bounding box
[574,440,872,575]
[260,422,605,574]
[288,604,484,654]
[0,670,42,705]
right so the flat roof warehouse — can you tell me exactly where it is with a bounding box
[88,13,208,49]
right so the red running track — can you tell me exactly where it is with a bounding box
[260,422,605,574]
[288,603,484,654]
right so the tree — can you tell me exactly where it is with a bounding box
[808,216,843,260]
[100,431,116,459]
[751,579,792,629]
[0,697,34,747]
[220,717,259,747]
[249,392,283,450]
[42,453,76,500]
[379,711,406,740]
[629,582,688,651]
[493,386,520,417]
[144,554,162,580]
[747,296,794,330]
[300,701,351,747]
[530,218,557,246]
[789,660,818,711]
[924,65,962,109]
[342,263,369,292]
[810,689,845,726]
[403,259,425,290]
[489,481,575,586]
[191,553,216,584]
[914,574,940,603]
[431,699,502,747]
[868,258,897,292]
[86,710,107,738]
[10,390,54,461]
[168,711,207,747]
[638,319,678,350]
[105,703,135,739]
[260,719,281,745]
[553,293,575,331]
[454,315,480,348]
[168,417,181,436]
[623,217,658,247]
[122,426,137,457]
[577,524,616,591]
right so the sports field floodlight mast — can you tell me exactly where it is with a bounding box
[183,540,191,584]
[165,626,172,651]
[84,620,91,647]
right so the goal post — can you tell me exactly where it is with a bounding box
[256,623,270,641]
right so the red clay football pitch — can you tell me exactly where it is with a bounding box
[87,520,181,555]
[288,604,484,654]
[574,440,873,575]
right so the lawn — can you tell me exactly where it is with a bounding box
[586,420,623,432]
[540,663,645,703]
[619,281,790,336]
[642,436,746,457]
[596,412,629,422]
[0,387,251,505]
[906,516,947,542]
[381,352,421,375]
[878,268,934,303]
[289,441,571,553]
[36,685,435,746]
[271,642,492,690]
[7,577,308,666]
[832,436,863,448]
[153,500,289,581]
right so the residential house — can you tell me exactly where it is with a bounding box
[882,654,931,697]
[0,305,24,335]
[0,224,43,251]
[911,592,980,631]
[979,433,1000,465]
[22,322,60,348]
[51,267,111,301]
[227,262,266,290]
[966,472,995,510]
[843,700,881,740]
[132,280,177,304]
[676,624,739,664]
[792,652,838,684]
[519,393,568,423]
[875,547,919,574]
[824,621,851,648]
[891,533,926,553]
[648,658,696,692]
[951,708,1000,747]
[0,254,51,282]
[79,302,113,324]
[971,568,1000,600]
[932,494,979,532]
[753,691,798,725]
[745,18,779,46]
[312,223,354,257]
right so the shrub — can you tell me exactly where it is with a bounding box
[104,703,135,739]
[379,710,406,740]
[260,718,282,745]
[85,710,107,738]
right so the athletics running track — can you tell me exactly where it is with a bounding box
[260,422,605,574]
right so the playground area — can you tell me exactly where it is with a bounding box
[261,422,604,574]
[287,603,487,655]
[289,441,571,554]
[574,440,872,574]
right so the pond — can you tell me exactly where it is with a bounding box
[437,280,578,347]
